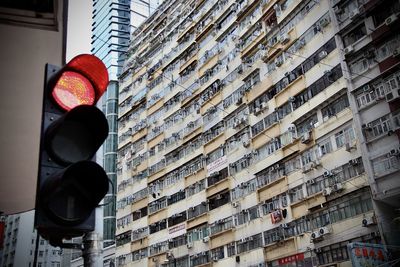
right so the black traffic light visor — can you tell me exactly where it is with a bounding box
[40,161,109,225]
[44,105,109,165]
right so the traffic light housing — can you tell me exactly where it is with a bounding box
[35,54,110,243]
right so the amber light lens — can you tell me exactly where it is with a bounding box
[52,71,96,111]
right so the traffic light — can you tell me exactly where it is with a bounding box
[35,54,110,244]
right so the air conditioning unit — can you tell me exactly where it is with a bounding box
[323,187,332,196]
[385,91,395,101]
[203,236,210,242]
[323,171,333,177]
[362,215,377,227]
[279,33,290,44]
[242,140,250,147]
[187,242,193,248]
[232,202,239,208]
[212,256,219,262]
[389,149,399,157]
[385,14,398,26]
[310,230,321,241]
[288,96,296,102]
[319,50,328,60]
[362,84,371,91]
[332,183,343,192]
[319,226,330,236]
[344,45,354,55]
[320,18,330,27]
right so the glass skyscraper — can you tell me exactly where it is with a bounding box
[91,0,161,248]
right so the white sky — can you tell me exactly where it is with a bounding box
[66,0,92,61]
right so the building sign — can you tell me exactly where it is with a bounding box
[168,223,186,238]
[348,242,389,267]
[278,253,305,265]
[207,156,227,175]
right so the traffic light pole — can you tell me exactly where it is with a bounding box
[82,207,103,267]
[82,231,101,266]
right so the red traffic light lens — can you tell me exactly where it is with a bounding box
[52,71,96,111]
[51,54,109,111]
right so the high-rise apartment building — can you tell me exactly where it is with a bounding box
[92,0,161,248]
[0,211,61,267]
[116,0,400,266]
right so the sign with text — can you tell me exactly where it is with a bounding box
[168,223,186,239]
[278,253,305,265]
[207,156,227,175]
[348,242,389,267]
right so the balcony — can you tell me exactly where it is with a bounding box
[207,168,229,187]
[187,202,208,221]
[183,118,203,139]
[206,175,230,198]
[373,154,400,178]
[274,75,305,108]
[258,175,288,202]
[208,190,231,210]
[209,217,235,237]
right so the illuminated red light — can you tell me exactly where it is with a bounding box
[51,54,109,111]
[52,71,96,111]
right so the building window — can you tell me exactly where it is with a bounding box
[318,138,333,157]
[237,234,262,254]
[372,154,400,177]
[289,186,304,203]
[322,94,350,122]
[208,191,230,210]
[187,224,209,243]
[342,23,367,47]
[335,126,355,148]
[210,217,234,235]
[211,246,224,261]
[364,115,392,140]
[190,251,210,267]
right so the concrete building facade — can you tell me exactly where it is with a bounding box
[0,211,61,267]
[116,0,400,266]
